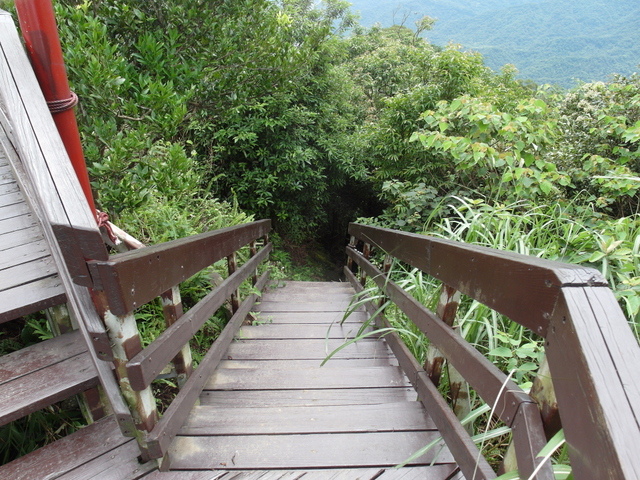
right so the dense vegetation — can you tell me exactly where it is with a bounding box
[350,0,640,87]
[49,0,639,366]
[1,0,639,471]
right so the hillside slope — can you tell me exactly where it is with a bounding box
[348,0,640,87]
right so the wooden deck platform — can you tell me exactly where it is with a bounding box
[166,281,461,479]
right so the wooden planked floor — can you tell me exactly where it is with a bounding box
[0,128,65,322]
[168,281,461,479]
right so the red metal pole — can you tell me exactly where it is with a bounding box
[15,0,97,218]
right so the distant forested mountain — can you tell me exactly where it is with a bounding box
[348,0,640,87]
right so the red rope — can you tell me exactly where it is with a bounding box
[96,210,117,243]
[47,91,78,114]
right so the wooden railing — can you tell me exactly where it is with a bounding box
[345,223,640,480]
[87,219,272,462]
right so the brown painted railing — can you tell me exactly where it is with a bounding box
[87,219,272,462]
[346,222,640,480]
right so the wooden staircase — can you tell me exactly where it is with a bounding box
[0,133,102,446]
[0,6,639,480]
[167,281,459,477]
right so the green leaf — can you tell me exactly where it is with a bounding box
[489,346,512,358]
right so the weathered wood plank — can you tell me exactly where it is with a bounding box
[0,329,86,384]
[216,358,399,369]
[0,212,37,233]
[141,471,228,480]
[0,254,58,291]
[0,188,22,207]
[0,350,99,426]
[256,301,357,313]
[141,471,228,479]
[0,225,44,251]
[225,338,392,360]
[169,432,453,470]
[199,387,417,407]
[0,239,50,271]
[181,402,435,435]
[0,198,30,219]
[205,365,409,390]
[251,311,367,324]
[0,415,129,480]
[273,281,353,289]
[55,440,157,480]
[0,275,65,323]
[191,467,460,480]
[237,323,373,340]
[260,292,356,302]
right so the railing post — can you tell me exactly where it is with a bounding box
[160,286,193,389]
[500,357,559,474]
[92,290,158,460]
[111,226,195,389]
[227,252,240,313]
[424,284,471,432]
[250,241,259,286]
[360,242,371,287]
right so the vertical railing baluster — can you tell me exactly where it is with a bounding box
[227,252,240,313]
[374,255,393,328]
[160,286,193,389]
[360,242,371,286]
[93,291,158,460]
[500,356,559,474]
[45,304,107,423]
[424,284,472,432]
[250,241,259,286]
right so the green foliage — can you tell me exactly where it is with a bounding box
[549,76,640,216]
[411,95,567,200]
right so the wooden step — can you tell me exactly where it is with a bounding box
[0,415,156,480]
[181,402,435,435]
[0,329,100,426]
[0,141,66,323]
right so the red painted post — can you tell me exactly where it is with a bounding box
[15,0,97,218]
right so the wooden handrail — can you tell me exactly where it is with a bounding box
[346,246,550,480]
[90,219,272,462]
[87,219,271,315]
[347,222,640,480]
[349,223,606,335]
[126,244,272,391]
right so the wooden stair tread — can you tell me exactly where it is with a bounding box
[0,139,65,324]
[169,431,454,470]
[181,402,435,435]
[140,467,460,479]
[0,415,155,480]
[0,330,100,426]
[200,387,417,408]
[205,365,409,390]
